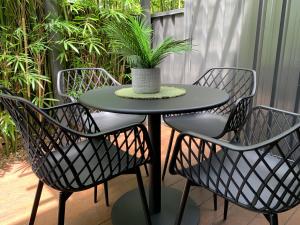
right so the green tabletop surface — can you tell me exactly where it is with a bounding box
[115,86,186,99]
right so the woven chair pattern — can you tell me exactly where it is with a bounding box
[170,106,300,214]
[194,68,254,113]
[194,68,256,133]
[57,68,120,103]
[165,68,256,135]
[0,94,151,192]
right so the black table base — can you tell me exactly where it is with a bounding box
[148,114,162,213]
[111,186,199,225]
[79,84,229,224]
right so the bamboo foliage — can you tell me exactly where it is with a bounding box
[0,0,53,154]
[49,0,144,81]
[0,0,185,155]
[0,0,52,102]
[95,0,184,12]
[151,0,184,12]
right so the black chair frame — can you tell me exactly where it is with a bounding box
[57,68,120,103]
[170,105,300,225]
[162,67,256,214]
[0,91,152,225]
[162,67,257,180]
[57,67,148,205]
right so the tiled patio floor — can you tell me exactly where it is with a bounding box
[1,125,300,225]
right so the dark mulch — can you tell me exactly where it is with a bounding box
[0,137,27,171]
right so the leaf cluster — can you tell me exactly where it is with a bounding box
[0,0,186,155]
[105,16,190,68]
[50,0,142,69]
[0,0,55,155]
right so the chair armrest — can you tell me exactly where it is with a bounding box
[169,131,224,175]
[96,123,152,162]
[59,94,77,103]
[43,102,89,114]
[169,116,300,175]
[42,102,100,134]
[168,130,259,177]
[222,95,254,134]
[43,103,150,141]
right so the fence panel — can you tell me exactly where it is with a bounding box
[152,0,300,113]
[152,9,185,83]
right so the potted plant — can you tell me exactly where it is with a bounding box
[105,16,190,94]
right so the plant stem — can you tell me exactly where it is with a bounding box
[21,1,30,99]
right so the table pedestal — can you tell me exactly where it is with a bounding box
[148,114,161,213]
[78,85,229,225]
[112,114,199,225]
[111,187,199,225]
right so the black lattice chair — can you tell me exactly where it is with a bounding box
[57,68,146,136]
[163,67,256,180]
[0,92,152,225]
[57,68,148,205]
[162,67,256,211]
[170,105,300,225]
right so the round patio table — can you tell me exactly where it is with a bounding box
[79,84,229,225]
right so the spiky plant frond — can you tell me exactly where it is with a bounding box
[105,16,190,68]
[150,38,190,67]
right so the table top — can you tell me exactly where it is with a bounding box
[79,84,229,115]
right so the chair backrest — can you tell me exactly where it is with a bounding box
[0,91,150,192]
[228,106,300,212]
[171,105,300,213]
[194,67,256,135]
[194,67,256,115]
[236,106,300,159]
[0,92,99,189]
[57,68,120,102]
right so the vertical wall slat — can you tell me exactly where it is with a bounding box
[152,10,185,83]
[275,0,300,112]
[152,0,300,112]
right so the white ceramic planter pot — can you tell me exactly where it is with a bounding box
[131,68,161,94]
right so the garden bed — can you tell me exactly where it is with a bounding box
[0,138,26,171]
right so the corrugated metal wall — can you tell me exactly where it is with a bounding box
[256,0,300,112]
[152,9,185,84]
[152,0,300,112]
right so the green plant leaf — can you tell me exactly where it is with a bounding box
[105,16,190,68]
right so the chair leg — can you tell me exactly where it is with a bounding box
[162,128,175,181]
[174,180,191,225]
[29,181,44,225]
[136,168,152,225]
[94,186,98,203]
[144,164,149,176]
[104,181,109,207]
[264,214,278,225]
[223,199,229,220]
[58,192,72,225]
[211,142,218,211]
[269,214,278,225]
[264,214,270,222]
[213,194,218,211]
